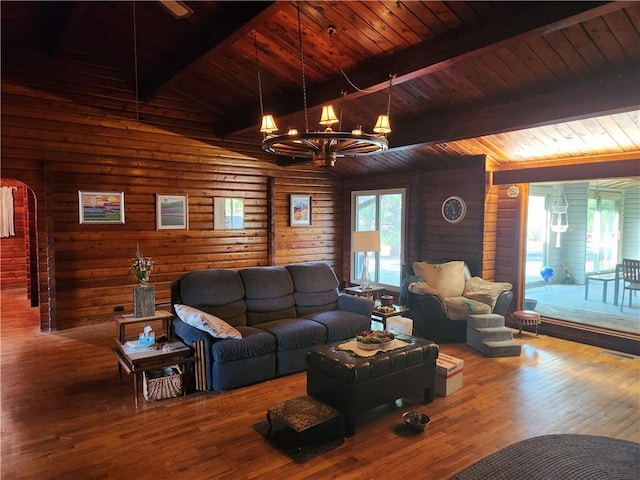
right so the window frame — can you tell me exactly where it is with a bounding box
[350,188,406,289]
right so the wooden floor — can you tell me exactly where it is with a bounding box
[2,288,639,480]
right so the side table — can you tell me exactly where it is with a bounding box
[115,309,174,343]
[370,305,411,328]
[113,339,192,407]
[343,285,386,300]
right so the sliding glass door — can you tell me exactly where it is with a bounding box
[586,194,620,274]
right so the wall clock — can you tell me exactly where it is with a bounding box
[442,196,466,224]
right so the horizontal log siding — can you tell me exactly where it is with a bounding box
[495,183,526,311]
[417,162,486,275]
[2,71,339,329]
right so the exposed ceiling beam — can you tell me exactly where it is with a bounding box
[388,70,640,150]
[216,1,619,137]
[139,2,284,102]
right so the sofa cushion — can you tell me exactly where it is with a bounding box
[463,276,513,309]
[176,269,247,326]
[287,262,340,315]
[256,318,327,351]
[412,261,466,297]
[211,326,276,363]
[443,296,492,320]
[239,266,297,325]
[174,304,242,339]
[304,310,372,343]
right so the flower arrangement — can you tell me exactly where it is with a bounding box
[356,329,395,344]
[131,244,153,286]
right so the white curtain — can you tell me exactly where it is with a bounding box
[0,186,15,238]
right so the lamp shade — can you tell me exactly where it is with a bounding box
[351,230,380,253]
[319,105,339,126]
[373,114,391,134]
[260,114,278,134]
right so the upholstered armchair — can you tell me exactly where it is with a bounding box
[402,261,513,343]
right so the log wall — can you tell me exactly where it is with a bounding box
[340,159,488,281]
[1,67,340,329]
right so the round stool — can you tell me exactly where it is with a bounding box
[513,310,541,338]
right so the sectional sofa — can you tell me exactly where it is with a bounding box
[170,262,374,391]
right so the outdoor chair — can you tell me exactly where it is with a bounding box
[620,259,640,311]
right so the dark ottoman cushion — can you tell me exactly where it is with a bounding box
[306,335,438,385]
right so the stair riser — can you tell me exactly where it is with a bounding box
[466,315,506,329]
[468,328,513,342]
[466,327,522,357]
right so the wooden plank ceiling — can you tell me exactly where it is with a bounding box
[2,1,639,178]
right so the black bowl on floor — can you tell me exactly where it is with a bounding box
[403,411,431,432]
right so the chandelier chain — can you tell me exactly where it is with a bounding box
[296,2,309,133]
[132,1,139,123]
[254,31,265,119]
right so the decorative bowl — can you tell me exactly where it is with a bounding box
[356,330,394,350]
[403,411,431,431]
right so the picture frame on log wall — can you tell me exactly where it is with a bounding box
[290,194,312,227]
[156,194,188,230]
[78,191,125,224]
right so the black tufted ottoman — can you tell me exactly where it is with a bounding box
[306,334,439,436]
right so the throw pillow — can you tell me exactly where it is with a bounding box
[412,261,466,297]
[463,277,513,309]
[174,304,242,339]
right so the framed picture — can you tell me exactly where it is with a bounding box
[156,194,188,230]
[78,191,125,224]
[290,194,312,227]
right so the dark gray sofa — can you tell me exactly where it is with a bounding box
[171,262,373,391]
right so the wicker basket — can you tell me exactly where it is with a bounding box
[143,365,183,401]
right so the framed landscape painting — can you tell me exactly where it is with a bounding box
[156,194,188,230]
[78,191,125,224]
[290,194,311,227]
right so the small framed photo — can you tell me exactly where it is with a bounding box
[78,191,125,224]
[156,194,188,230]
[290,194,312,227]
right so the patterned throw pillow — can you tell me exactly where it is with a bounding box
[174,304,242,339]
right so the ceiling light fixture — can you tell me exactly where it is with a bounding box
[258,3,393,168]
[159,0,193,19]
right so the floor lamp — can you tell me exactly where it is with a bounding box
[352,231,381,289]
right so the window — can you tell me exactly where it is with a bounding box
[351,189,405,288]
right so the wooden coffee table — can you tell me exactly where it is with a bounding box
[113,339,192,407]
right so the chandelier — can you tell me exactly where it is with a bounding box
[257,4,392,168]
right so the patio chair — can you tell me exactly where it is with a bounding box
[620,259,640,311]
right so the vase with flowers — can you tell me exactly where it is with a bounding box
[131,244,155,317]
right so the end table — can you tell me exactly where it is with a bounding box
[371,305,411,328]
[115,309,174,343]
